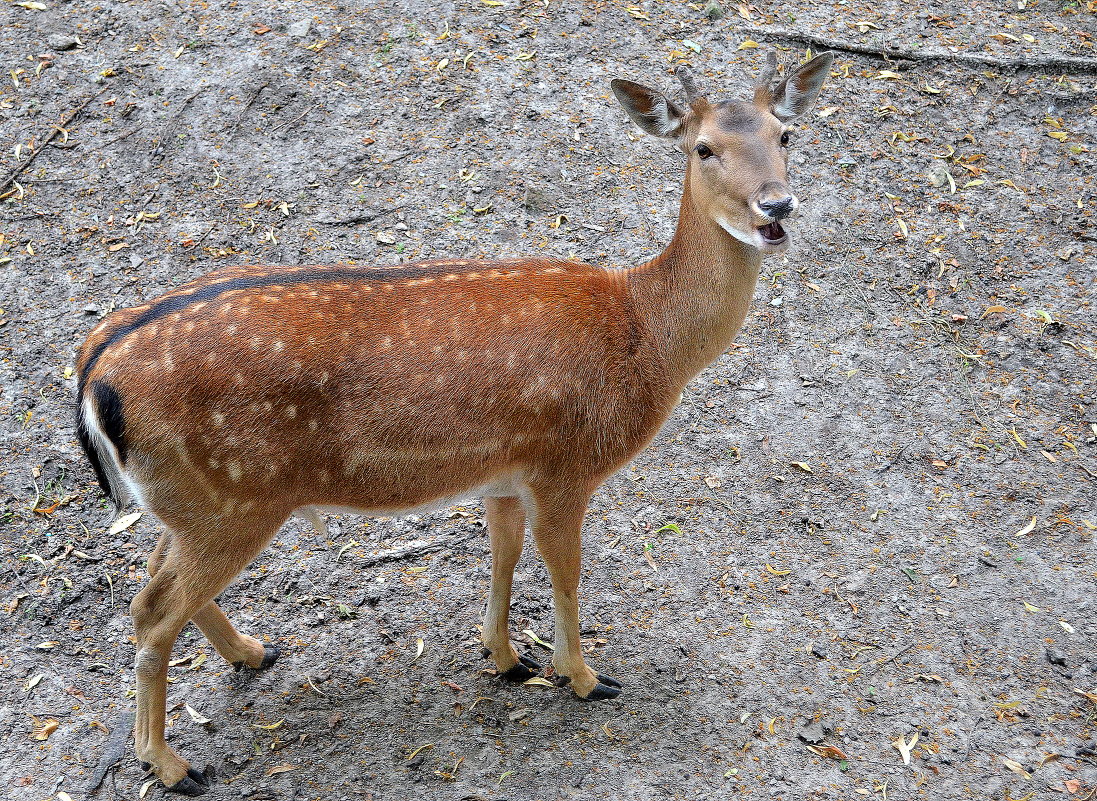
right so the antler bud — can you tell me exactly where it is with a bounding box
[753,51,778,106]
[675,65,704,105]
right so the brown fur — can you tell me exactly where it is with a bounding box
[76,53,833,793]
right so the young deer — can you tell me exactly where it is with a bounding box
[75,51,833,795]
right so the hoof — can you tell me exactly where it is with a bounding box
[258,644,280,670]
[233,644,280,672]
[500,656,543,682]
[166,765,214,796]
[596,673,622,689]
[582,682,622,702]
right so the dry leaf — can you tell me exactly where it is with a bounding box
[764,564,791,576]
[25,674,44,692]
[185,704,211,725]
[791,462,813,473]
[737,39,759,50]
[703,475,721,489]
[1022,601,1040,613]
[265,764,296,777]
[30,717,59,740]
[876,70,903,79]
[139,779,158,798]
[1001,757,1030,779]
[413,637,424,660]
[522,629,554,650]
[523,676,555,688]
[252,718,284,730]
[109,511,142,535]
[1063,779,1081,794]
[1016,516,1037,536]
[892,732,918,766]
[806,744,849,760]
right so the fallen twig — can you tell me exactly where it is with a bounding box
[737,27,1097,74]
[315,204,407,226]
[355,531,476,568]
[269,103,318,135]
[0,88,106,195]
[860,641,917,677]
[228,81,269,135]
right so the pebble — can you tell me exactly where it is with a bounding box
[47,34,79,51]
[1046,647,1068,667]
[287,18,312,38]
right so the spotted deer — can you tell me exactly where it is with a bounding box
[75,51,834,795]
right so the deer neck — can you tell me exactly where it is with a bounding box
[628,166,764,389]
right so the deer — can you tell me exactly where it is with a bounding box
[74,51,834,795]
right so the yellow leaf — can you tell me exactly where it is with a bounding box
[895,218,908,238]
[139,779,158,798]
[407,743,433,760]
[876,70,903,80]
[1016,516,1037,537]
[791,462,813,473]
[522,629,554,650]
[522,676,555,687]
[737,39,759,50]
[480,0,503,5]
[265,764,297,777]
[1001,758,1030,779]
[765,564,791,576]
[1022,601,1039,613]
[252,718,284,730]
[15,1,48,9]
[1008,427,1027,449]
[413,637,424,660]
[436,58,449,71]
[980,304,1008,319]
[922,84,942,94]
[514,51,536,61]
[1047,131,1069,141]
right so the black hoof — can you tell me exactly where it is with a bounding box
[166,765,214,796]
[481,647,493,659]
[233,644,280,672]
[518,655,542,672]
[583,682,622,702]
[500,661,538,682]
[139,761,151,772]
[257,644,280,670]
[596,673,622,689]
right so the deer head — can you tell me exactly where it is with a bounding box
[610,50,834,254]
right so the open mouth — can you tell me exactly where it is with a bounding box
[758,221,787,246]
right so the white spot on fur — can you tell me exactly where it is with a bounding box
[227,461,243,482]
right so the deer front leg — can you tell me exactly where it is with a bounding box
[481,496,542,681]
[528,487,621,701]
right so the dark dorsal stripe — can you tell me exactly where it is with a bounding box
[78,261,514,392]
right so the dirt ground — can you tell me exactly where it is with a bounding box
[2,0,1096,799]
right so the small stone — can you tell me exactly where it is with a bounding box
[508,708,531,722]
[798,720,827,744]
[375,231,396,245]
[287,18,312,38]
[811,642,829,659]
[1046,647,1068,667]
[769,297,783,307]
[47,34,79,51]
[83,304,99,315]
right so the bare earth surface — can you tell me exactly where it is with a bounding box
[2,1,1096,799]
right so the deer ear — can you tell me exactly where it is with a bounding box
[610,79,686,138]
[770,52,835,122]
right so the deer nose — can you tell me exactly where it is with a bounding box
[759,196,796,221]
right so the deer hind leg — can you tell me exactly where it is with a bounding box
[131,517,282,795]
[528,486,621,701]
[481,496,542,681]
[147,533,278,671]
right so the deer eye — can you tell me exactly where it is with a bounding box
[695,143,714,160]
[780,131,791,147]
